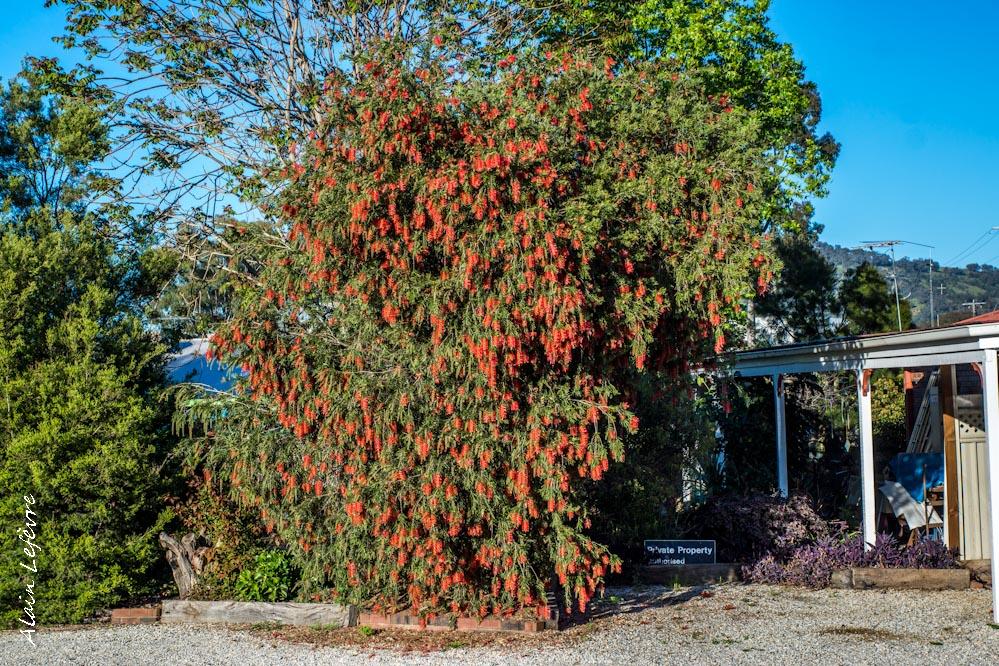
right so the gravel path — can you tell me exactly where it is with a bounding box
[3,584,997,665]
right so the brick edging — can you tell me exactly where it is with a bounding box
[357,611,553,633]
[110,606,161,625]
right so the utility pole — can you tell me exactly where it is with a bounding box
[890,245,902,331]
[928,249,935,326]
[963,300,986,317]
[936,283,945,326]
[903,241,936,327]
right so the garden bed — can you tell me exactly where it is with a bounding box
[356,610,554,633]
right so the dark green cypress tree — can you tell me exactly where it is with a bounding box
[0,66,176,627]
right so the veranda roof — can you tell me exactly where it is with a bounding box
[729,322,999,377]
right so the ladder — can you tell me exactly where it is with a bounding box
[906,370,939,453]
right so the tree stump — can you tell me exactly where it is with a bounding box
[160,532,211,599]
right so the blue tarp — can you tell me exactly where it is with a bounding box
[888,453,944,503]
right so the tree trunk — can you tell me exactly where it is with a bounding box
[160,532,210,599]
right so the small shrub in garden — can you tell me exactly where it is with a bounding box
[898,534,959,569]
[170,477,271,601]
[235,551,296,602]
[680,493,829,562]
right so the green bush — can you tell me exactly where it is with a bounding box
[235,551,296,602]
[0,71,177,627]
[0,223,177,627]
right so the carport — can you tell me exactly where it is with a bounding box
[729,322,999,621]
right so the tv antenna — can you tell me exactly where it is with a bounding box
[855,240,904,331]
[855,240,936,330]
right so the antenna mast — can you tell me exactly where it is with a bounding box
[856,240,904,331]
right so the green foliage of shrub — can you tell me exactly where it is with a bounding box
[0,69,176,628]
[0,225,176,628]
[235,551,295,602]
[871,371,906,447]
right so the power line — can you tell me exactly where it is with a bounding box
[945,229,990,265]
[945,226,999,266]
[899,241,936,327]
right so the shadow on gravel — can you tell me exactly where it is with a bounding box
[560,585,712,629]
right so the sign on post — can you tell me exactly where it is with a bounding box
[643,540,716,566]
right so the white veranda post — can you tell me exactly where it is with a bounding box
[978,350,999,623]
[773,374,789,497]
[857,369,876,550]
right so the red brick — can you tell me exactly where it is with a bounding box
[111,607,160,619]
[479,618,503,630]
[455,617,480,631]
[518,620,542,632]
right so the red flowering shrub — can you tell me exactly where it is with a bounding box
[207,43,774,617]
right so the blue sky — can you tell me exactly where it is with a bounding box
[768,1,999,265]
[3,2,998,266]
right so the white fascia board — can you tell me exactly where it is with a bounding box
[726,324,999,377]
[729,350,990,378]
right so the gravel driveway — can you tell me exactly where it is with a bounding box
[3,584,997,665]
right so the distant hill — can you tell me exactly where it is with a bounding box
[815,242,999,326]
